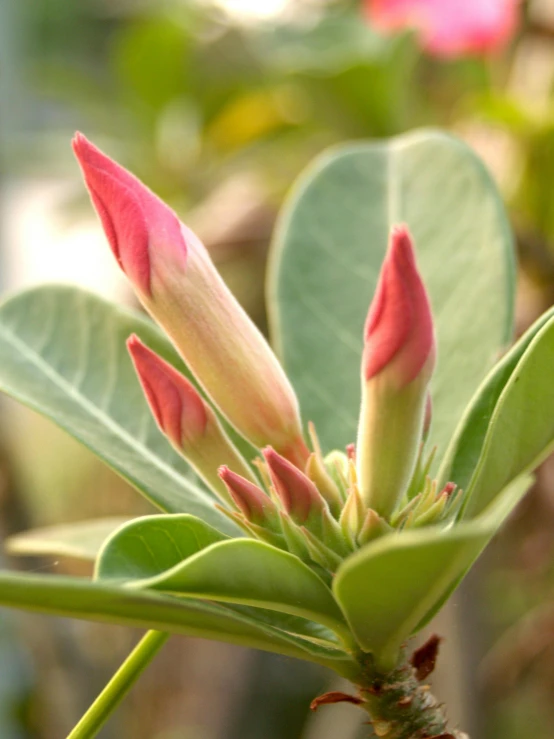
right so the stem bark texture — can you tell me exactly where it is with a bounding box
[353,651,469,739]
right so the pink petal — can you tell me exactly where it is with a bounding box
[127,335,208,447]
[363,226,434,386]
[263,447,324,523]
[218,466,274,522]
[366,0,520,57]
[72,133,185,295]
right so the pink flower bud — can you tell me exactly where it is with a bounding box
[365,0,520,58]
[363,226,434,388]
[439,482,457,498]
[128,335,252,502]
[357,226,436,518]
[218,466,279,528]
[73,134,308,465]
[346,443,356,462]
[72,133,184,296]
[263,447,325,524]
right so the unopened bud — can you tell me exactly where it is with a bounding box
[357,509,393,546]
[128,335,251,502]
[73,133,308,465]
[218,466,280,530]
[356,226,436,519]
[263,447,326,525]
[339,485,367,545]
[305,453,343,517]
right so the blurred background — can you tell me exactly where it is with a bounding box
[1,0,554,736]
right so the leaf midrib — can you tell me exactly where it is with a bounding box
[0,323,213,506]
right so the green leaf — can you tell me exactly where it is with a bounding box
[5,517,131,561]
[224,603,340,645]
[0,572,359,677]
[332,475,531,671]
[413,474,534,633]
[0,285,238,535]
[95,514,228,580]
[462,315,554,518]
[269,130,514,459]
[438,307,554,495]
[12,516,340,647]
[117,538,351,643]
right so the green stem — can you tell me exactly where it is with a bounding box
[67,630,169,739]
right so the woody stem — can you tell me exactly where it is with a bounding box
[354,651,468,739]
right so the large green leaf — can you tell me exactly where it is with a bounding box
[332,475,531,671]
[224,603,340,645]
[95,515,350,643]
[5,517,131,561]
[95,514,228,580]
[462,315,554,518]
[0,571,360,678]
[413,474,534,632]
[0,285,238,534]
[269,130,514,458]
[438,307,554,496]
[106,538,351,643]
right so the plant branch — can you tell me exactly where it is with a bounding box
[66,630,169,739]
[355,650,469,739]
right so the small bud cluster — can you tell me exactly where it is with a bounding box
[73,134,462,577]
[390,445,462,530]
[214,427,460,575]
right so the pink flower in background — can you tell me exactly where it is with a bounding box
[365,0,520,57]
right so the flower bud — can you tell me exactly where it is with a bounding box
[357,509,393,546]
[263,447,325,525]
[305,423,343,515]
[263,447,350,555]
[73,134,308,466]
[305,453,343,517]
[324,451,349,497]
[127,335,252,502]
[339,484,366,545]
[218,466,280,529]
[356,226,436,519]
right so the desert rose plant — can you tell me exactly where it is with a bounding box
[1,128,553,739]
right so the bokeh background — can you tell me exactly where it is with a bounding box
[1,0,554,737]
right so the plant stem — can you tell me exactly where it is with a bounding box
[67,630,169,739]
[355,651,469,739]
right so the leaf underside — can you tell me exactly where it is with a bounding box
[0,570,359,678]
[0,286,238,535]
